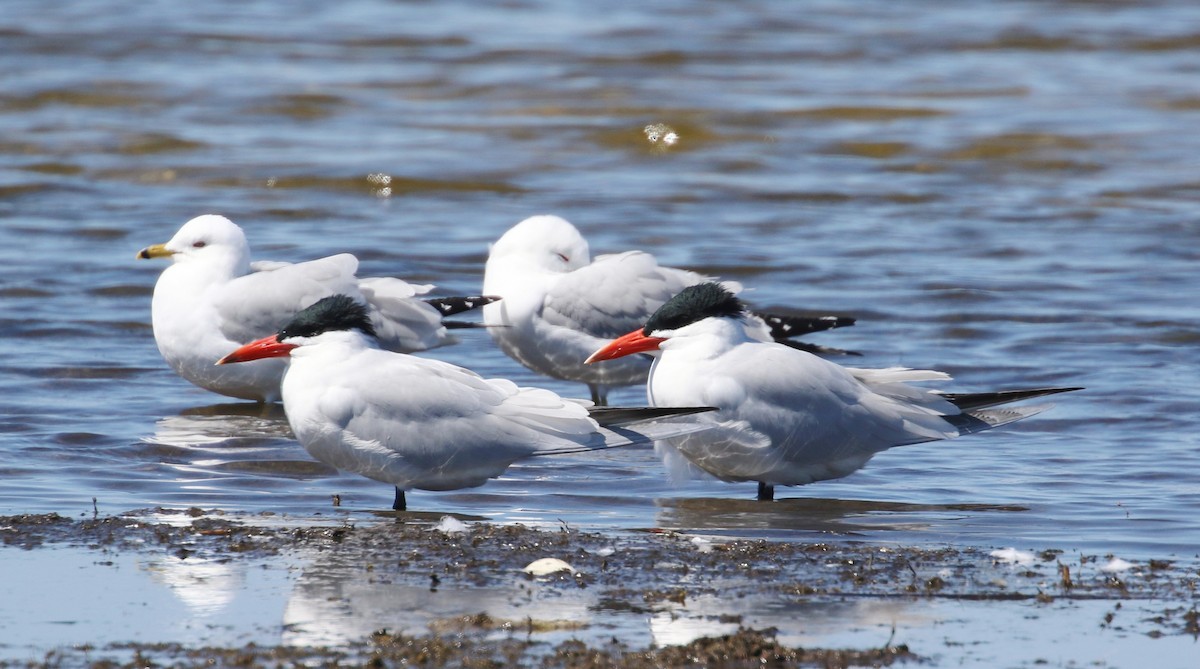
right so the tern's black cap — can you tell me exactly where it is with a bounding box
[279,295,376,341]
[643,282,745,335]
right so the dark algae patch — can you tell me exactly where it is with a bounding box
[22,629,914,669]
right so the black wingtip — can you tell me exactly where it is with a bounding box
[587,405,718,427]
[943,387,1083,412]
[423,295,502,317]
[754,310,857,339]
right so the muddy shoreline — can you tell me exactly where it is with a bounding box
[3,509,1197,667]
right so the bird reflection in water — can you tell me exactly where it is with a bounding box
[140,403,338,505]
[654,496,1028,538]
[142,555,245,617]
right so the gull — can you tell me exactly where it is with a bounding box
[586,282,1081,501]
[482,215,855,405]
[137,214,496,402]
[217,295,715,510]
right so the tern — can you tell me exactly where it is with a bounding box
[586,282,1082,501]
[482,215,855,405]
[138,214,496,402]
[217,294,716,510]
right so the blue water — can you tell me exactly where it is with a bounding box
[2,0,1199,563]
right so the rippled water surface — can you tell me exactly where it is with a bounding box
[3,0,1200,564]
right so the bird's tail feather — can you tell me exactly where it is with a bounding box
[945,403,1055,435]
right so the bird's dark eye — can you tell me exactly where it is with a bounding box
[192,241,207,248]
[556,253,569,262]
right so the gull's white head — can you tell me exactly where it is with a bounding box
[165,215,249,261]
[487,215,591,273]
[138,214,252,274]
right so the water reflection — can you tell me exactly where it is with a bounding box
[142,403,327,476]
[281,567,595,648]
[648,596,925,648]
[138,403,340,504]
[274,525,940,651]
[654,496,1028,537]
[144,403,291,447]
[0,545,287,660]
[142,555,245,616]
[6,538,1191,666]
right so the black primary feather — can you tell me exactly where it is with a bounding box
[643,282,746,335]
[753,311,856,339]
[279,295,377,341]
[423,295,501,317]
[586,405,717,427]
[943,387,1083,411]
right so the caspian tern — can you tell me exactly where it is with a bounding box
[482,215,855,405]
[586,282,1082,501]
[217,294,716,510]
[138,214,497,403]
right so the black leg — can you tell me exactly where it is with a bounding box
[392,487,406,511]
[589,385,609,407]
[757,481,774,501]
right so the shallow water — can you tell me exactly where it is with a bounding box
[2,0,1199,615]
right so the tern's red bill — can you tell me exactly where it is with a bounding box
[217,335,297,365]
[585,328,665,364]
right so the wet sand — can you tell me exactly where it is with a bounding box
[3,509,1197,668]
